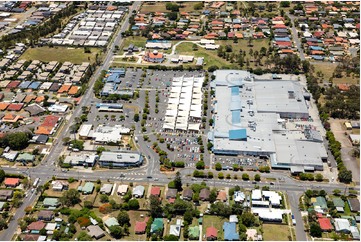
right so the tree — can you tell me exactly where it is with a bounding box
[128,199,140,210]
[315,173,323,182]
[209,188,217,203]
[239,223,247,233]
[83,201,93,209]
[60,189,80,207]
[242,173,250,180]
[338,169,352,183]
[4,132,30,150]
[241,212,256,227]
[117,210,130,225]
[77,231,92,241]
[134,113,140,122]
[164,234,179,241]
[0,169,5,183]
[218,172,224,179]
[99,203,112,214]
[109,225,123,239]
[280,1,291,7]
[100,194,109,203]
[174,172,182,191]
[196,161,205,169]
[215,162,222,171]
[150,194,163,218]
[184,210,193,225]
[333,189,341,196]
[310,222,322,237]
[254,174,261,181]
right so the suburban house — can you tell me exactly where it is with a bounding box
[51,180,69,191]
[223,222,239,241]
[43,198,60,208]
[150,186,161,197]
[332,197,345,212]
[188,226,200,240]
[169,224,181,238]
[217,190,227,202]
[27,221,46,234]
[200,188,210,201]
[166,188,178,202]
[132,185,145,198]
[4,178,20,187]
[104,217,119,228]
[151,218,164,234]
[206,226,218,240]
[334,218,351,233]
[348,198,360,212]
[135,218,148,234]
[100,184,113,195]
[87,225,105,239]
[117,184,128,196]
[37,210,54,221]
[182,188,193,201]
[0,189,13,201]
[78,182,94,195]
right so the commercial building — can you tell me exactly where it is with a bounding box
[98,151,143,168]
[163,75,204,132]
[209,70,327,172]
[91,125,130,144]
[63,154,97,167]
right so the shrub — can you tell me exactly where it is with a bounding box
[99,203,112,214]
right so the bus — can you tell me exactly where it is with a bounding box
[33,178,40,188]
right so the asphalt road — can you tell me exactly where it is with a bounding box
[287,13,306,61]
[0,2,142,240]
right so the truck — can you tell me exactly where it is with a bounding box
[33,178,40,188]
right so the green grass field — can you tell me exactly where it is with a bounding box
[175,42,238,69]
[20,46,102,64]
[119,36,147,54]
[263,224,291,241]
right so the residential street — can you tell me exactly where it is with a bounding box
[0,2,142,240]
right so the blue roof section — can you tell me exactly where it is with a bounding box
[229,129,247,140]
[106,74,121,83]
[110,68,126,74]
[19,81,32,89]
[29,81,41,89]
[231,110,241,124]
[275,37,291,42]
[310,46,324,51]
[223,222,239,241]
[311,55,324,60]
[231,86,239,96]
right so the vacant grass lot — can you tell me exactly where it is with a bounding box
[312,63,359,85]
[119,36,147,54]
[175,42,238,69]
[202,215,227,240]
[20,46,102,64]
[140,3,170,13]
[263,224,291,241]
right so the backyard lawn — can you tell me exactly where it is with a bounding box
[121,210,148,241]
[202,215,227,240]
[263,224,292,241]
[20,46,102,64]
